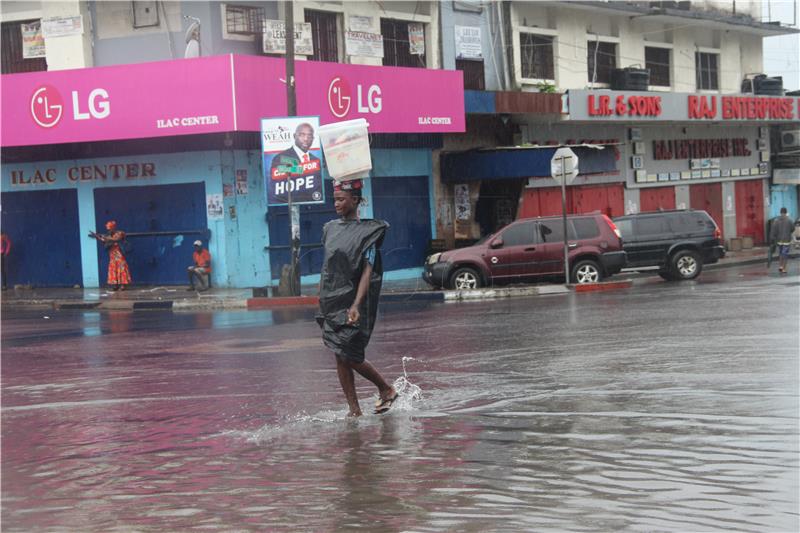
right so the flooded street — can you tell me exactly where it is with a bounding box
[2,266,798,531]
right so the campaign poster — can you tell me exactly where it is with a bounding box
[235,169,248,195]
[262,116,325,206]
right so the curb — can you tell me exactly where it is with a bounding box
[444,285,570,302]
[54,301,102,310]
[381,292,445,303]
[572,279,634,293]
[247,296,320,309]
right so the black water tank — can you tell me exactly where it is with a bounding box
[611,68,650,91]
[741,74,783,96]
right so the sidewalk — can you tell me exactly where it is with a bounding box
[0,247,772,311]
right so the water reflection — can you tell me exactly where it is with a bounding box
[1,270,798,531]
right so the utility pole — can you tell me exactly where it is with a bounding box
[284,0,300,296]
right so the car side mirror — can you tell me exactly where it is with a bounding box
[490,237,503,249]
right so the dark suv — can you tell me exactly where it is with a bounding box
[423,213,626,289]
[613,209,725,280]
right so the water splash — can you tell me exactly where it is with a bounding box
[388,356,423,412]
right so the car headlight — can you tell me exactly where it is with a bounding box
[427,253,442,265]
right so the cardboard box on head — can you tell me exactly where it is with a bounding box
[319,119,372,181]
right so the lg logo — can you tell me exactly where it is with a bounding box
[30,85,111,128]
[30,86,63,128]
[327,76,382,119]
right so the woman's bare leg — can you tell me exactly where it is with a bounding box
[350,360,395,401]
[336,357,362,416]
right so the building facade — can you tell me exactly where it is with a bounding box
[2,1,798,288]
[435,0,799,249]
[1,1,458,288]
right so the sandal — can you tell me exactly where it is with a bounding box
[374,392,398,414]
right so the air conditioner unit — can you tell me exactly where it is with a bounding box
[781,130,800,150]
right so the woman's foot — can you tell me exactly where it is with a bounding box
[374,386,398,414]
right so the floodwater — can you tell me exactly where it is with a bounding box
[2,266,798,531]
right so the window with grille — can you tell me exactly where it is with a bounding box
[695,51,719,90]
[587,40,617,84]
[2,20,47,74]
[225,4,265,35]
[381,18,425,68]
[305,9,338,62]
[645,46,671,87]
[456,59,485,90]
[520,33,554,80]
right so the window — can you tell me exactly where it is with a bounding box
[381,18,425,68]
[500,221,536,247]
[456,59,485,90]
[305,10,338,62]
[132,1,159,29]
[645,46,670,87]
[695,51,719,90]
[520,33,554,80]
[587,40,617,84]
[225,4,265,35]
[1,20,47,75]
[572,218,600,239]
[634,216,668,236]
[615,219,633,239]
[539,221,577,243]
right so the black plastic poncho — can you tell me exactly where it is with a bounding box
[316,218,388,364]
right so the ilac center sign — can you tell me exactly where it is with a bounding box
[2,55,465,147]
[569,89,800,122]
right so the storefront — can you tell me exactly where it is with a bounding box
[567,89,800,245]
[0,55,464,287]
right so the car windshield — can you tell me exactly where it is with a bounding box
[475,234,492,245]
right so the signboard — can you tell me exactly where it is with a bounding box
[41,16,83,38]
[348,16,374,32]
[408,22,425,55]
[1,55,465,147]
[455,26,482,59]
[261,116,325,206]
[345,31,384,58]
[568,89,800,122]
[550,147,579,185]
[233,55,465,134]
[454,183,471,220]
[263,20,313,56]
[21,21,45,58]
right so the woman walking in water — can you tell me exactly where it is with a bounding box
[317,180,397,417]
[92,220,132,291]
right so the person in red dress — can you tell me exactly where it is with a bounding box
[92,221,132,291]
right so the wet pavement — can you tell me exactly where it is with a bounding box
[2,264,798,531]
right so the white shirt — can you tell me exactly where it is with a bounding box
[292,144,310,162]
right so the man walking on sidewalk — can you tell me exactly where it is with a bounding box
[769,207,794,275]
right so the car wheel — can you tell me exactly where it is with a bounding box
[658,270,675,281]
[671,250,702,280]
[449,267,482,290]
[571,260,602,284]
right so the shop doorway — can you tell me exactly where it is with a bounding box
[475,180,522,235]
[371,175,432,271]
[735,179,766,244]
[769,184,798,220]
[94,183,208,286]
[689,182,724,240]
[518,183,624,220]
[640,186,676,213]
[0,189,83,287]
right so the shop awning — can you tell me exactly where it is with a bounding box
[440,144,617,183]
[2,55,465,148]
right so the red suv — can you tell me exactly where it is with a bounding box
[423,213,626,289]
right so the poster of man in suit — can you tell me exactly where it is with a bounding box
[262,116,325,206]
